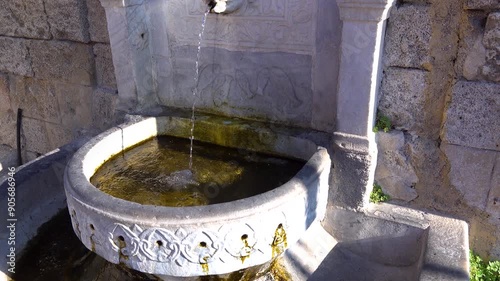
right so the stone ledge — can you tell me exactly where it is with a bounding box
[336,0,397,22]
[0,136,90,278]
[279,205,469,280]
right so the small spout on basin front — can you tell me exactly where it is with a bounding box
[204,0,245,14]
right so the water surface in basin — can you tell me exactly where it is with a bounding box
[90,136,305,207]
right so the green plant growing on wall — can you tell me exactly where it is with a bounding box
[370,184,390,203]
[373,113,392,133]
[470,251,500,281]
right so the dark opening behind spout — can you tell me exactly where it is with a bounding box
[207,0,217,11]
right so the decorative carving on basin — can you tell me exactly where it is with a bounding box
[64,115,330,277]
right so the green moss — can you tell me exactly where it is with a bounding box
[373,113,392,133]
[370,184,390,203]
[470,251,500,281]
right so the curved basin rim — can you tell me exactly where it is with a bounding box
[64,117,331,224]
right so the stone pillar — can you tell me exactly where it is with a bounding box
[332,0,395,210]
[99,0,160,113]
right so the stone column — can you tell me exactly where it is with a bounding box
[100,0,160,113]
[332,0,395,210]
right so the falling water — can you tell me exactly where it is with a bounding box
[189,9,210,170]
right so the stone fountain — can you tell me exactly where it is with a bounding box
[0,0,471,280]
[64,114,331,277]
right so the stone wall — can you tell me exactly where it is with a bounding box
[376,0,500,259]
[0,0,118,170]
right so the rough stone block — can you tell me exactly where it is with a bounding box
[0,0,51,39]
[0,145,17,177]
[375,131,418,202]
[0,74,16,148]
[443,81,500,151]
[466,0,500,10]
[30,40,94,86]
[21,117,51,155]
[0,37,33,77]
[482,12,500,82]
[94,44,117,89]
[86,0,110,43]
[384,5,432,70]
[9,76,60,124]
[455,11,487,81]
[486,155,500,225]
[331,148,373,210]
[44,0,89,42]
[442,144,497,212]
[54,82,93,131]
[378,67,428,132]
[92,87,118,131]
[45,122,74,149]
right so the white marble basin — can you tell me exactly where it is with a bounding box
[63,115,331,277]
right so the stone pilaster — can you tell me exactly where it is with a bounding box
[99,0,159,113]
[332,0,396,210]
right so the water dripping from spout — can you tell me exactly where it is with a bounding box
[189,8,211,171]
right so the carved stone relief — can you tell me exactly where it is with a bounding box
[165,0,315,54]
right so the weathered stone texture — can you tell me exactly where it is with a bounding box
[0,145,17,177]
[384,5,432,70]
[30,40,94,86]
[21,117,51,155]
[86,0,110,43]
[466,0,500,10]
[0,74,16,148]
[94,44,117,89]
[54,82,93,130]
[0,37,33,77]
[443,81,500,151]
[0,0,51,39]
[379,68,428,132]
[375,131,418,202]
[92,87,118,131]
[483,12,500,82]
[442,144,498,212]
[486,155,500,225]
[402,0,432,3]
[44,0,90,42]
[456,11,487,81]
[331,149,372,210]
[9,77,60,124]
[45,122,74,150]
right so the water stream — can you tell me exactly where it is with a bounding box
[189,9,211,170]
